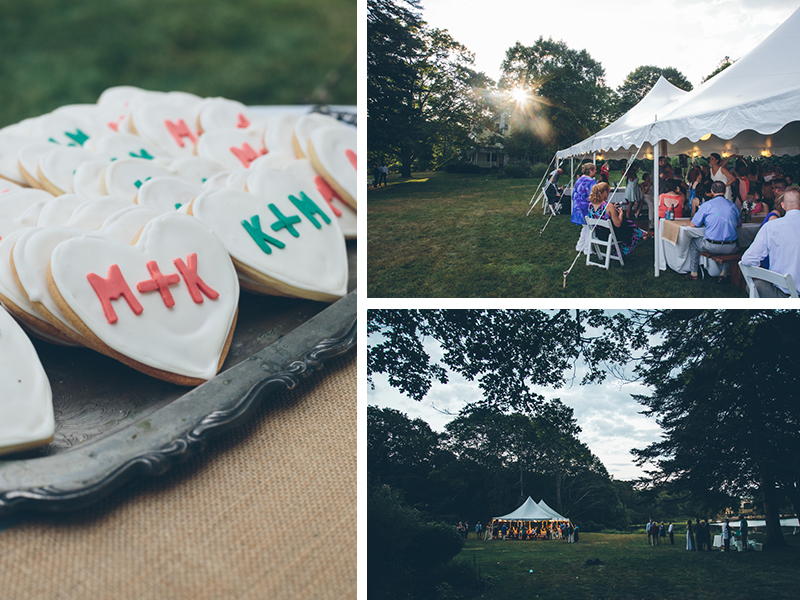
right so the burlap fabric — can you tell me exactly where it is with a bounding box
[0,350,355,600]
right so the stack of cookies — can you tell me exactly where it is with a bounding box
[0,86,357,456]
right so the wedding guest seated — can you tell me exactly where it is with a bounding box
[658,179,685,218]
[741,186,800,297]
[586,182,648,256]
[685,181,740,283]
[771,178,787,197]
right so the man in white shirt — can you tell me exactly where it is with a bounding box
[741,186,800,297]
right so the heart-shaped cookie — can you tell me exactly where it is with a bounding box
[189,171,347,302]
[0,306,55,456]
[307,125,357,208]
[48,212,240,385]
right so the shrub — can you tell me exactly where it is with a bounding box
[579,520,607,532]
[531,162,550,178]
[503,160,532,179]
[444,163,481,174]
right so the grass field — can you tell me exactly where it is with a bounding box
[457,531,800,600]
[0,0,355,127]
[367,172,748,299]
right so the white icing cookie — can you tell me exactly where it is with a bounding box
[49,212,240,385]
[263,113,299,156]
[202,171,231,190]
[136,176,203,214]
[85,131,160,162]
[189,172,347,302]
[37,146,99,196]
[0,180,24,194]
[37,194,88,227]
[195,128,266,170]
[169,156,226,186]
[197,98,255,133]
[0,189,54,226]
[97,86,150,110]
[307,125,357,208]
[0,228,74,345]
[0,307,55,456]
[103,158,174,201]
[73,159,111,198]
[0,212,21,240]
[249,151,294,170]
[11,226,90,344]
[130,99,201,158]
[225,169,251,191]
[31,111,97,147]
[293,113,345,159]
[18,143,60,189]
[0,132,40,184]
[281,159,356,239]
[98,205,159,243]
[66,197,134,230]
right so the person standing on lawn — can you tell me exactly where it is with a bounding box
[687,520,696,551]
[722,519,733,552]
[571,163,598,254]
[668,522,674,545]
[659,522,666,545]
[740,517,749,551]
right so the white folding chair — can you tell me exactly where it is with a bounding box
[739,261,799,298]
[586,217,624,269]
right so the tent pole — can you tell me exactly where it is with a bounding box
[653,142,661,277]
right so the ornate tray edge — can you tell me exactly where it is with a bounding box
[0,290,356,514]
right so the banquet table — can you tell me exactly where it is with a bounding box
[0,351,356,600]
[658,216,765,275]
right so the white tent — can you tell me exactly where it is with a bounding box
[493,496,556,521]
[557,75,690,161]
[537,499,569,521]
[556,7,800,276]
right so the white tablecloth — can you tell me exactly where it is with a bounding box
[658,219,762,275]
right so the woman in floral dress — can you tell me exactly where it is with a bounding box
[586,182,649,256]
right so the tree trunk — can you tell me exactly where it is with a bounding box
[760,466,786,550]
[400,142,412,178]
[556,470,563,514]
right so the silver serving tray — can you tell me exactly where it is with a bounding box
[0,241,356,514]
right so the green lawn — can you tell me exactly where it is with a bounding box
[367,172,747,298]
[0,0,355,127]
[458,532,800,600]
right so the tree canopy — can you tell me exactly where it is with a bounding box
[368,309,644,413]
[367,0,493,176]
[630,310,800,549]
[499,38,610,153]
[611,65,693,121]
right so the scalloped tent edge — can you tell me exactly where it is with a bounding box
[492,496,570,521]
[557,6,800,160]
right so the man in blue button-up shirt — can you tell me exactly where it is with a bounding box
[686,181,741,282]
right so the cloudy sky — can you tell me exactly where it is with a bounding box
[418,0,798,89]
[367,316,663,481]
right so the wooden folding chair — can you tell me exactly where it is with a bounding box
[585,217,624,269]
[738,261,799,298]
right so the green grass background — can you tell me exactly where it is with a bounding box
[0,0,356,127]
[459,532,800,600]
[367,172,748,298]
